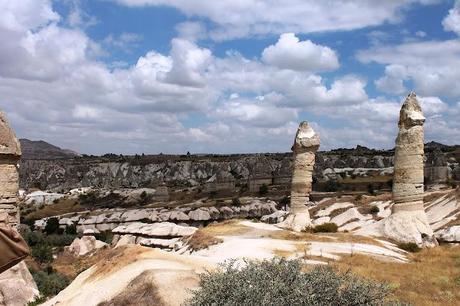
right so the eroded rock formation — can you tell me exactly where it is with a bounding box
[278,121,320,231]
[383,92,436,246]
[0,112,22,227]
[0,111,38,306]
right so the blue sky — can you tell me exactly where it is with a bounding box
[1,0,460,154]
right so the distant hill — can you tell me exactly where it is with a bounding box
[19,139,79,160]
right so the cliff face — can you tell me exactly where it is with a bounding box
[19,143,460,191]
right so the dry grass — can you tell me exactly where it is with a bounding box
[199,219,251,236]
[331,244,460,306]
[184,230,223,252]
[24,198,84,220]
[97,271,164,306]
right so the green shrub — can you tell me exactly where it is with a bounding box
[44,234,76,247]
[27,296,47,306]
[397,242,421,253]
[65,224,77,235]
[259,184,269,195]
[95,231,114,244]
[31,244,53,263]
[369,205,380,214]
[231,197,241,206]
[24,231,45,247]
[313,222,339,233]
[186,258,395,306]
[31,270,69,297]
[44,218,60,235]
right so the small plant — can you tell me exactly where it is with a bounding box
[31,270,70,297]
[65,224,77,235]
[186,258,395,306]
[231,197,241,206]
[31,244,53,263]
[258,184,268,195]
[397,242,421,253]
[44,218,60,235]
[27,296,48,306]
[313,222,338,233]
[369,205,380,214]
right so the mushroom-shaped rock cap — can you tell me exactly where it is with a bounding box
[0,111,21,156]
[399,92,425,129]
[292,121,320,152]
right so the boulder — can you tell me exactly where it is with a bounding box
[169,210,190,221]
[115,235,137,248]
[261,210,288,224]
[68,236,107,257]
[436,226,460,242]
[188,208,211,221]
[0,262,39,306]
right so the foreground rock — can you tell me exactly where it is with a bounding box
[42,245,213,306]
[0,261,39,306]
[278,121,319,232]
[383,92,436,247]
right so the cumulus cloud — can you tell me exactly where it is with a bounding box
[375,64,408,95]
[358,39,460,97]
[112,0,438,40]
[262,33,339,72]
[443,0,460,35]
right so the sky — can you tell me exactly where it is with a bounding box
[1,0,460,155]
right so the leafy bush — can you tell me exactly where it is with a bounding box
[313,222,338,233]
[186,258,394,306]
[259,184,269,195]
[44,234,76,247]
[397,242,421,253]
[31,244,53,263]
[65,224,77,235]
[44,218,60,235]
[325,180,340,192]
[23,230,45,247]
[369,205,380,214]
[95,231,114,244]
[27,296,47,306]
[31,270,69,297]
[231,197,241,206]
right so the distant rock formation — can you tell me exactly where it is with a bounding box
[383,92,436,247]
[278,121,320,232]
[19,139,79,160]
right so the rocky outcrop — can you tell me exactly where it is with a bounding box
[278,122,319,232]
[67,236,108,257]
[382,93,436,246]
[0,262,39,306]
[0,111,38,306]
[0,112,22,226]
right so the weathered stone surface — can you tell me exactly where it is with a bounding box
[261,210,288,224]
[278,121,319,232]
[0,112,21,157]
[0,262,38,306]
[188,208,211,221]
[67,236,107,257]
[112,222,197,238]
[384,93,436,247]
[435,225,460,242]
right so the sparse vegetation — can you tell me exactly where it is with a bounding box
[312,222,339,233]
[231,197,241,206]
[397,242,421,253]
[31,244,53,263]
[259,184,268,195]
[44,217,60,235]
[30,268,70,297]
[187,258,396,306]
[184,230,223,252]
[370,205,380,214]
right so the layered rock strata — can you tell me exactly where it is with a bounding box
[278,122,320,231]
[383,93,436,246]
[0,112,22,227]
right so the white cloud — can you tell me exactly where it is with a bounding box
[112,0,438,40]
[262,33,339,72]
[443,0,460,35]
[375,64,408,95]
[358,39,460,97]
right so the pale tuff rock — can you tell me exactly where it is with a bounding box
[0,262,39,306]
[436,225,460,242]
[0,112,21,227]
[278,121,319,232]
[0,111,38,305]
[384,92,436,247]
[67,236,108,257]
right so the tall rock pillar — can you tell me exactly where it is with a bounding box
[384,92,436,246]
[0,111,21,227]
[278,121,319,232]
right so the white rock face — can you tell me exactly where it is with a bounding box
[67,236,107,257]
[24,191,65,206]
[436,226,460,242]
[112,222,197,238]
[331,208,371,227]
[0,262,39,306]
[384,92,436,247]
[278,121,319,232]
